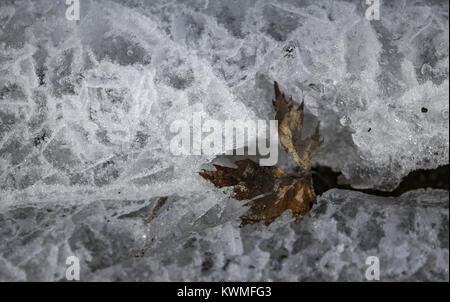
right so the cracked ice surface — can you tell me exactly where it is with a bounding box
[0,189,448,281]
[0,0,449,281]
[0,0,448,199]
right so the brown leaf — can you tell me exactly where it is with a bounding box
[199,82,322,226]
[199,159,286,200]
[240,174,316,226]
[273,81,323,171]
[200,159,316,226]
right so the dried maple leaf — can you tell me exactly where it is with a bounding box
[240,174,316,226]
[273,81,323,171]
[199,82,322,226]
[199,159,287,200]
[200,159,316,225]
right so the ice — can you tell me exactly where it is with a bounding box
[0,188,447,281]
[1,0,448,195]
[1,0,261,203]
[0,0,448,281]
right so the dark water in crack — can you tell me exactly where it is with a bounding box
[312,165,449,196]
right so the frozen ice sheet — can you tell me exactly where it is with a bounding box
[0,189,447,281]
[0,0,448,197]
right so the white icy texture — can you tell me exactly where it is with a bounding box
[0,0,448,200]
[0,189,447,281]
[0,0,449,282]
[0,0,259,205]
